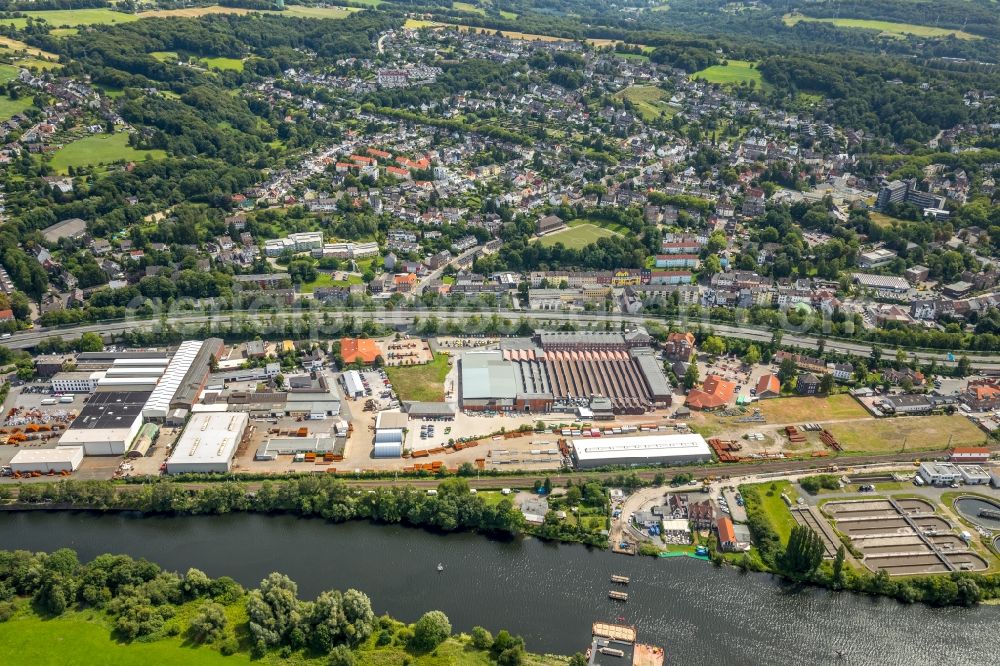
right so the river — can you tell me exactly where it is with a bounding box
[0,511,995,664]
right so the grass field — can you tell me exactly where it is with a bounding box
[0,35,58,59]
[15,57,61,70]
[613,84,675,121]
[0,63,20,84]
[0,605,252,666]
[0,9,140,28]
[150,51,178,62]
[536,221,620,249]
[386,352,451,402]
[692,59,762,86]
[827,414,986,453]
[0,600,560,666]
[299,271,362,293]
[453,1,486,15]
[499,10,518,19]
[756,395,869,424]
[280,6,359,19]
[404,20,639,48]
[0,94,32,121]
[199,56,244,72]
[869,211,914,228]
[49,133,166,174]
[783,13,981,40]
[741,481,798,543]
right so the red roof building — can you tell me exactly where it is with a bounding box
[755,374,781,399]
[340,338,380,365]
[685,375,735,411]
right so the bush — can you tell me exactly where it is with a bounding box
[189,602,228,643]
[799,475,840,495]
[470,625,493,650]
[219,637,239,656]
[0,601,15,622]
[328,645,356,666]
[410,610,451,651]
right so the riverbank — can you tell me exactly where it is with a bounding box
[1,512,998,663]
[5,474,1000,607]
[0,547,571,666]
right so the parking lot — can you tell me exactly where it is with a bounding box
[823,498,989,575]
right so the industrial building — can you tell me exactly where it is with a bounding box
[254,435,338,461]
[9,447,84,473]
[57,391,150,456]
[918,462,963,486]
[165,411,249,474]
[342,370,365,398]
[958,465,992,485]
[458,331,672,415]
[571,433,711,469]
[374,411,408,458]
[51,371,104,393]
[142,339,222,421]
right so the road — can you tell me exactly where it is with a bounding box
[9,308,1000,369]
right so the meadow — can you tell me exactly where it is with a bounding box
[614,85,676,121]
[692,60,762,86]
[49,134,167,174]
[783,13,982,40]
[385,353,451,402]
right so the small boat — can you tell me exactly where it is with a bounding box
[437,563,444,572]
[610,574,630,584]
[608,590,629,601]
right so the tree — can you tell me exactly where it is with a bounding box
[702,254,722,275]
[411,610,451,651]
[742,344,761,366]
[956,355,971,377]
[247,573,302,647]
[78,332,104,352]
[832,545,846,588]
[189,602,227,643]
[778,357,797,383]
[702,335,726,357]
[820,372,835,394]
[470,626,493,650]
[781,525,825,574]
[683,362,700,389]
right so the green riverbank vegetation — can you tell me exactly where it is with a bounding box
[0,548,576,666]
[5,475,615,548]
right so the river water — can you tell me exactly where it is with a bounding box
[0,511,994,664]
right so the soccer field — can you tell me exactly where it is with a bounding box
[536,223,619,250]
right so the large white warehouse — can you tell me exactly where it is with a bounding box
[10,447,84,473]
[165,411,249,475]
[56,391,148,456]
[571,433,712,469]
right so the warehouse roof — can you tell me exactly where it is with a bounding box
[144,340,204,418]
[11,447,83,464]
[538,331,625,346]
[631,350,672,396]
[376,411,409,430]
[403,401,456,416]
[461,351,517,400]
[68,391,150,430]
[572,433,710,463]
[167,411,248,469]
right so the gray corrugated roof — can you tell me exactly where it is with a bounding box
[460,351,517,399]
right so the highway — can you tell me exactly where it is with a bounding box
[7,307,1000,369]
